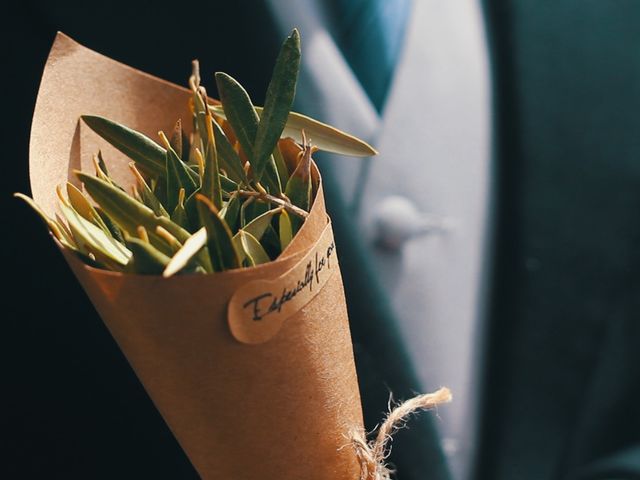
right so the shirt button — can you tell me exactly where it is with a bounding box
[442,437,459,457]
[372,195,453,250]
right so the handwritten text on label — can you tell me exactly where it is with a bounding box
[227,222,337,345]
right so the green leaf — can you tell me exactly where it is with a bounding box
[214,73,282,193]
[262,157,283,194]
[278,209,293,251]
[201,114,223,209]
[260,224,282,258]
[171,188,190,229]
[154,226,183,254]
[124,236,171,275]
[284,143,312,233]
[187,161,219,188]
[215,72,259,164]
[96,150,109,176]
[152,176,168,206]
[163,227,208,277]
[213,120,250,185]
[82,115,166,177]
[164,134,198,213]
[186,164,201,185]
[220,191,241,233]
[59,202,131,267]
[77,172,192,255]
[239,197,254,228]
[253,29,301,184]
[139,188,165,215]
[193,89,210,153]
[183,188,201,232]
[238,230,271,266]
[210,105,378,157]
[91,153,125,191]
[243,206,282,240]
[66,182,110,234]
[196,194,240,271]
[95,207,125,243]
[129,163,169,217]
[220,173,239,194]
[242,196,270,226]
[272,145,289,184]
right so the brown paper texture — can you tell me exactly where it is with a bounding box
[229,220,338,344]
[30,33,364,479]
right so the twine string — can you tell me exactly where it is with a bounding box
[351,387,452,480]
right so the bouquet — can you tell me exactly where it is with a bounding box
[18,30,450,480]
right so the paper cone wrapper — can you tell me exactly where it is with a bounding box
[29,33,364,479]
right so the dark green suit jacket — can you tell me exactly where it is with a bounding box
[476,2,640,479]
[6,1,639,479]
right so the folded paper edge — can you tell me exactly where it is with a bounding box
[30,31,328,282]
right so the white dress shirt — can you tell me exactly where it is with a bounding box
[267,2,492,479]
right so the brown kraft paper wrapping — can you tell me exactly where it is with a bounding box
[29,33,364,479]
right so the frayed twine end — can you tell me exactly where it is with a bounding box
[350,387,452,480]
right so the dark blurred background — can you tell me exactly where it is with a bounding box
[4,2,282,478]
[4,1,640,479]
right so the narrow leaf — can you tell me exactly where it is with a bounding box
[196,194,240,271]
[66,182,110,234]
[77,172,192,254]
[125,237,171,275]
[220,191,241,233]
[193,147,206,184]
[284,140,312,233]
[96,207,124,243]
[262,157,283,194]
[242,195,270,225]
[220,174,239,194]
[260,224,282,259]
[163,227,208,277]
[244,206,282,240]
[215,72,259,164]
[239,230,271,266]
[210,104,378,157]
[253,29,301,183]
[279,209,293,251]
[213,120,250,185]
[82,115,166,176]
[54,213,79,247]
[183,188,201,231]
[152,176,168,206]
[129,163,169,217]
[171,188,189,228]
[59,202,131,266]
[239,196,254,228]
[193,87,211,155]
[92,153,124,191]
[272,146,289,184]
[155,226,183,254]
[202,114,223,209]
[213,73,281,194]
[96,150,109,176]
[161,132,198,213]
[136,225,150,243]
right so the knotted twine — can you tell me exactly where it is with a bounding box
[350,387,452,480]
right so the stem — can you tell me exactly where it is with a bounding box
[237,190,309,219]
